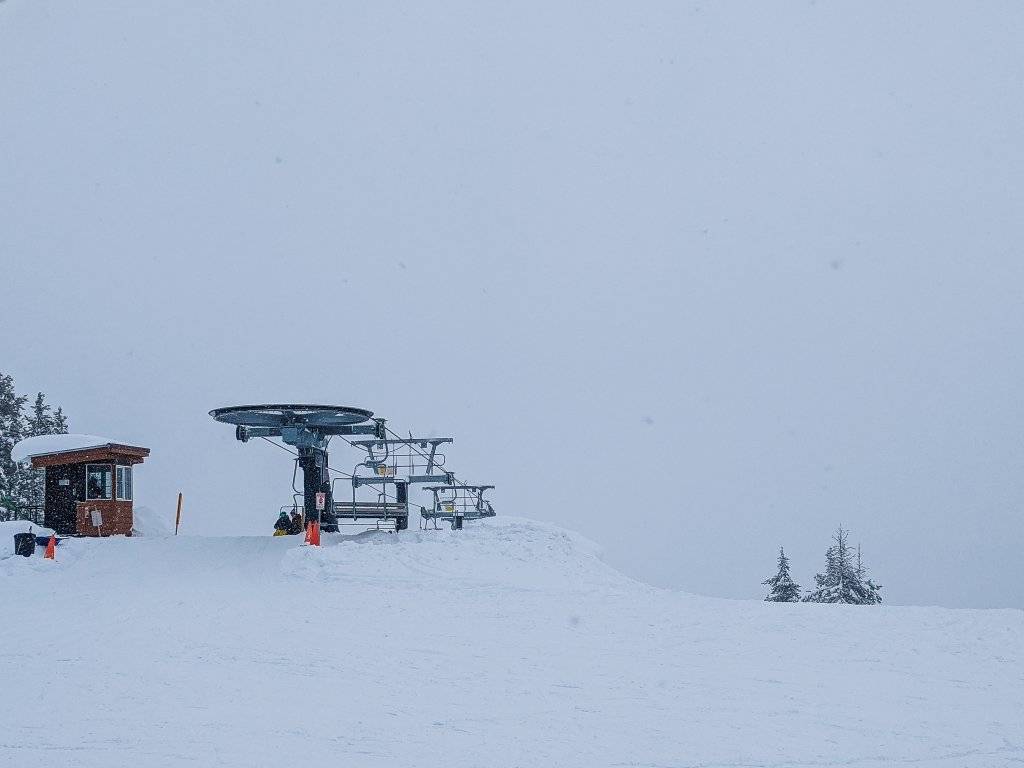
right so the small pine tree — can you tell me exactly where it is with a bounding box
[51,407,69,434]
[763,547,802,602]
[28,393,53,435]
[804,526,882,604]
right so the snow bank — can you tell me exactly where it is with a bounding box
[0,519,55,559]
[131,505,173,537]
[282,516,620,591]
[10,433,124,464]
[0,519,53,537]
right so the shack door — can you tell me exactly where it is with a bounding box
[44,465,79,534]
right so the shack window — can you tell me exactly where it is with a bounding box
[116,465,133,501]
[86,464,112,500]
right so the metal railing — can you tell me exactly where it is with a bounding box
[0,505,45,525]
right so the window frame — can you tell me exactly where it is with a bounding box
[86,464,113,500]
[116,465,133,501]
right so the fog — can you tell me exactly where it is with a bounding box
[2,1,1022,608]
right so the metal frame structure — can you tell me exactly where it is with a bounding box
[421,485,496,530]
[331,474,410,531]
[349,437,455,485]
[335,436,456,530]
[210,405,384,532]
[210,404,497,535]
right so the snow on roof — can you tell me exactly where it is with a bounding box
[10,434,130,465]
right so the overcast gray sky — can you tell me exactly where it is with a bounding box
[2,1,1022,608]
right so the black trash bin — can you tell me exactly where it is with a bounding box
[13,532,35,557]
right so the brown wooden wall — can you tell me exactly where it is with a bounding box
[75,500,133,537]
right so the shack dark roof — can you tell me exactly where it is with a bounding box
[29,444,150,468]
[12,434,150,468]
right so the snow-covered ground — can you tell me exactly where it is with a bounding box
[1,518,1021,767]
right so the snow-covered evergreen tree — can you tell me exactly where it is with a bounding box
[804,526,882,604]
[763,547,801,602]
[16,392,68,509]
[51,406,69,434]
[29,393,54,434]
[26,392,69,436]
[862,578,883,604]
[0,374,69,518]
[0,372,28,516]
[804,526,857,603]
[855,544,883,604]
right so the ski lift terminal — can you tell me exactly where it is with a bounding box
[210,404,495,533]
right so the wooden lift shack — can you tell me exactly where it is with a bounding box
[23,440,150,536]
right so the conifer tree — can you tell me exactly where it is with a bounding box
[804,526,883,604]
[804,526,861,604]
[25,393,68,437]
[52,407,69,434]
[0,373,70,518]
[0,372,28,515]
[855,544,883,604]
[28,393,54,435]
[763,547,802,602]
[17,393,57,509]
[862,578,883,604]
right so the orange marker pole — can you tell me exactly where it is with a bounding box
[174,492,183,536]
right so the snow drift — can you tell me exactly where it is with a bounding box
[0,520,54,559]
[130,505,173,537]
[0,517,1021,767]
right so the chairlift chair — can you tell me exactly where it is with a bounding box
[333,473,410,531]
[348,436,455,485]
[421,485,496,530]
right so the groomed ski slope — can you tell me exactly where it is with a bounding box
[1,518,1021,767]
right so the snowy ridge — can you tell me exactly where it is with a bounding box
[282,516,623,592]
[0,517,1021,767]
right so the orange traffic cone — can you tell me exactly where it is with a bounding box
[43,535,56,560]
[306,521,321,547]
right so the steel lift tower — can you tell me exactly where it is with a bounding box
[209,404,384,532]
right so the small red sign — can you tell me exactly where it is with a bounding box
[315,492,326,511]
